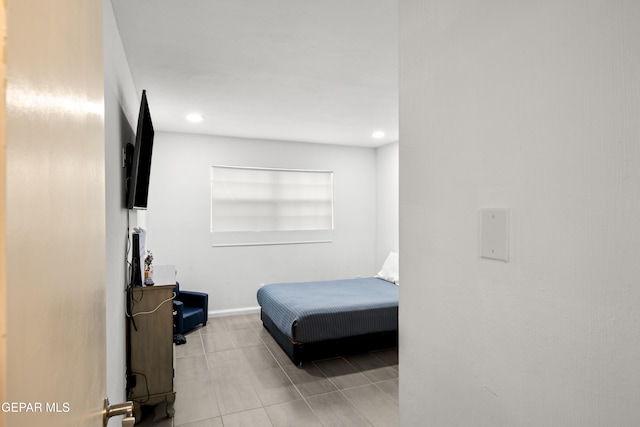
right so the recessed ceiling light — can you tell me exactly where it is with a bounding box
[186,113,203,123]
[372,131,385,139]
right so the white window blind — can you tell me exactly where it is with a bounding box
[211,165,334,233]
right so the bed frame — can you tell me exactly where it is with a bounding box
[261,309,398,366]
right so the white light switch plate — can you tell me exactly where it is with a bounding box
[480,208,509,262]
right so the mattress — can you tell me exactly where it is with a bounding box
[256,277,398,343]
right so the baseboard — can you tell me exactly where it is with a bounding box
[208,306,260,318]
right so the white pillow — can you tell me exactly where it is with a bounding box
[376,251,399,285]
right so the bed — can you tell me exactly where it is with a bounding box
[256,253,399,365]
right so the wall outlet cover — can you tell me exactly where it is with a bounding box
[480,208,509,262]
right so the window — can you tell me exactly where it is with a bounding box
[210,165,334,245]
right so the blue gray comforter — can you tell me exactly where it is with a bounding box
[256,277,398,343]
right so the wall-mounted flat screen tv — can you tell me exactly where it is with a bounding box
[127,90,154,210]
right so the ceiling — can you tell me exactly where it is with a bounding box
[110,0,398,148]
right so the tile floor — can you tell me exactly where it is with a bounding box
[136,313,399,426]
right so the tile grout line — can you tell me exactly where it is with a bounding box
[176,315,397,427]
[255,325,383,427]
[315,358,376,427]
[223,319,277,425]
[254,325,329,426]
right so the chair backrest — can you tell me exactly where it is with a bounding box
[174,281,180,297]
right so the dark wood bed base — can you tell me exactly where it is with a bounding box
[261,309,398,366]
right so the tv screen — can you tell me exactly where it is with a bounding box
[127,90,154,210]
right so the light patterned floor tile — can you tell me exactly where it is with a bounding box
[222,408,273,427]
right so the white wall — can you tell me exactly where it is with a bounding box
[399,1,640,426]
[376,141,399,266]
[146,132,378,312]
[104,0,140,405]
